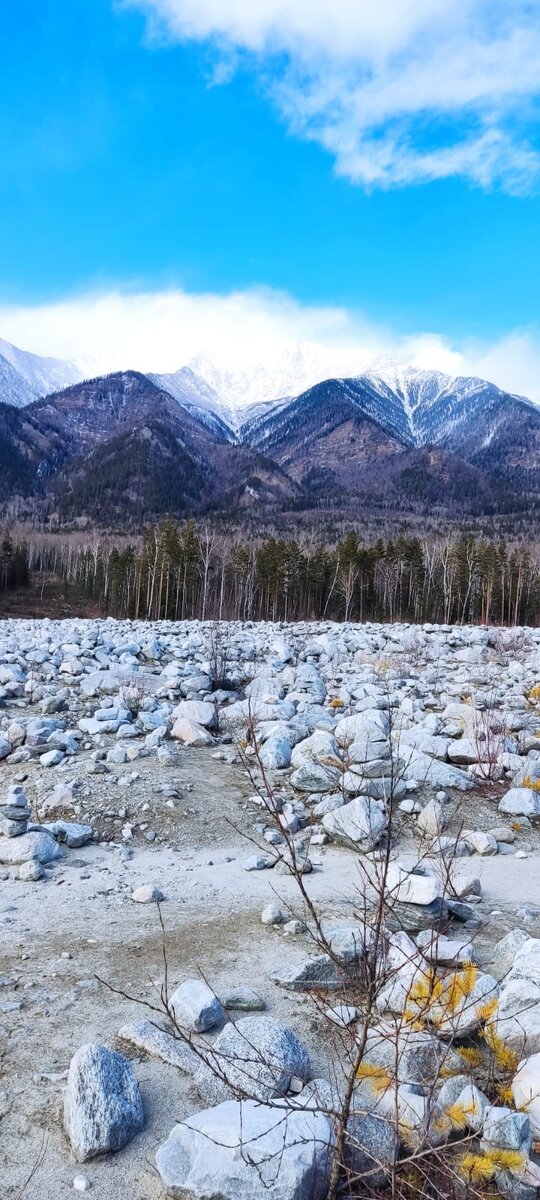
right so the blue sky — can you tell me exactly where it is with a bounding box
[1,0,540,395]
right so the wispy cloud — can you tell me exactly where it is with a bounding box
[2,284,540,401]
[124,0,540,190]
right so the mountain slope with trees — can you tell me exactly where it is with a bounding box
[1,362,540,525]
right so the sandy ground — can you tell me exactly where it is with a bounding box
[3,743,540,1198]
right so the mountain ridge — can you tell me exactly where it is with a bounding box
[1,335,540,525]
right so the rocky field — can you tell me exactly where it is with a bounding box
[4,618,540,1198]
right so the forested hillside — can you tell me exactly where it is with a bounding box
[8,522,540,627]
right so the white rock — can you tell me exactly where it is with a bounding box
[170,718,213,746]
[193,1016,311,1104]
[171,700,217,728]
[155,1099,333,1200]
[321,796,386,850]
[385,864,441,906]
[417,799,447,838]
[0,830,62,865]
[170,979,225,1033]
[131,884,165,903]
[499,787,540,816]
[261,904,283,925]
[512,1053,540,1138]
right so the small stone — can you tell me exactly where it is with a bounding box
[131,884,164,904]
[221,986,266,1012]
[170,979,225,1033]
[243,854,273,871]
[18,860,45,882]
[261,904,283,925]
[325,1004,358,1027]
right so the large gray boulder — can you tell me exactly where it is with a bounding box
[64,1044,144,1162]
[0,829,62,865]
[335,711,388,748]
[259,736,292,770]
[402,750,473,790]
[321,796,386,850]
[194,1016,311,1104]
[290,762,340,792]
[171,700,217,729]
[156,1099,333,1200]
[499,788,540,817]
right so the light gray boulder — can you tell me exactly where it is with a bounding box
[321,796,386,850]
[221,986,266,1012]
[18,859,45,881]
[490,929,529,981]
[261,904,283,925]
[272,956,343,992]
[495,977,540,1054]
[170,980,225,1033]
[402,750,473,790]
[416,930,477,965]
[171,700,217,729]
[0,829,62,865]
[194,1016,311,1104]
[499,788,540,817]
[131,884,165,903]
[417,799,447,838]
[481,1106,532,1155]
[344,1111,398,1184]
[64,1044,144,1162]
[36,820,93,848]
[385,864,441,906]
[462,830,498,856]
[512,1053,540,1139]
[335,710,389,748]
[447,738,479,764]
[0,737,12,760]
[170,719,213,746]
[155,1099,333,1200]
[362,1021,463,1086]
[259,736,292,770]
[119,1020,196,1072]
[290,762,340,792]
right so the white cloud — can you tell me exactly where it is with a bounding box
[2,284,540,402]
[124,0,540,190]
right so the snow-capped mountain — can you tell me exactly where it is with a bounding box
[239,357,537,453]
[2,349,540,522]
[0,336,85,408]
[148,366,236,441]
[186,343,364,413]
[351,357,534,447]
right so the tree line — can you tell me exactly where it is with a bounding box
[17,521,540,626]
[0,536,29,594]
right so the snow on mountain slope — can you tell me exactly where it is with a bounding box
[187,342,364,412]
[148,366,236,440]
[0,336,85,408]
[354,358,536,447]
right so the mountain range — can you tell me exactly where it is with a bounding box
[0,335,539,525]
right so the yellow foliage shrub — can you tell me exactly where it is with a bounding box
[458,1047,484,1069]
[460,1148,525,1183]
[355,1062,393,1095]
[482,1023,519,1073]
